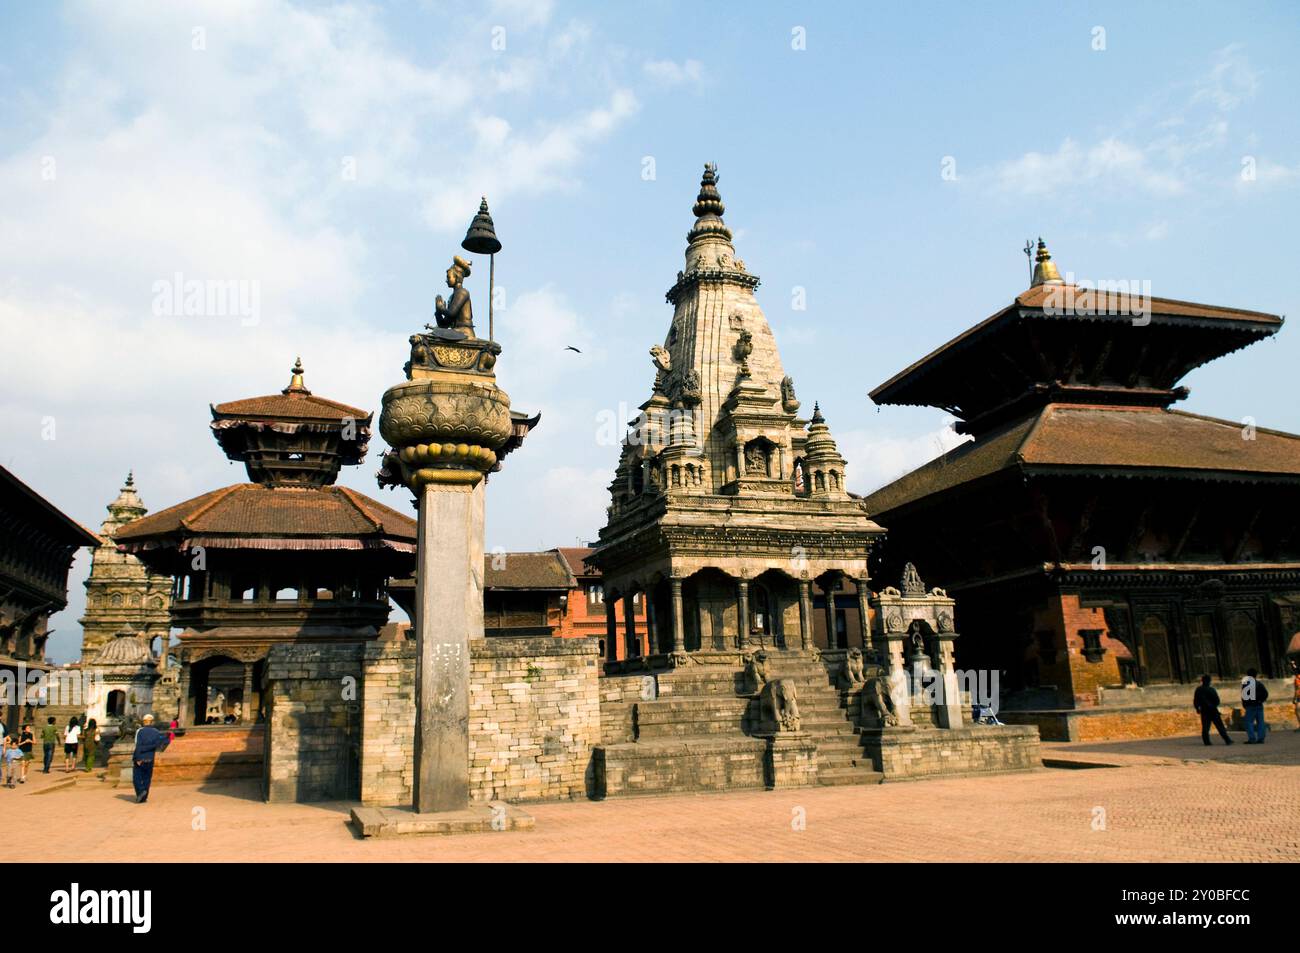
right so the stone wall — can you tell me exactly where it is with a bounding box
[357,636,601,806]
[863,725,1041,780]
[264,644,363,803]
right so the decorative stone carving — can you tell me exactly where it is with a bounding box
[760,677,801,732]
[677,370,702,405]
[780,375,800,413]
[838,647,865,690]
[734,328,753,376]
[864,674,899,727]
[937,610,954,633]
[900,562,925,597]
[650,345,672,375]
[378,379,514,490]
[885,611,904,633]
[743,649,769,695]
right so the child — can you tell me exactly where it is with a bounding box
[2,735,21,788]
[18,725,33,784]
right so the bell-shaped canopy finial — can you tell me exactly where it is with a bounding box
[461,197,502,255]
[1031,237,1064,286]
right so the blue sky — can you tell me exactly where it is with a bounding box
[1,1,1296,662]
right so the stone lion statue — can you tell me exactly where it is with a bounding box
[838,647,866,690]
[743,649,769,696]
[760,677,801,732]
[864,674,898,728]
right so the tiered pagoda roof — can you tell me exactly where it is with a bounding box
[866,240,1294,516]
[117,360,415,568]
[871,240,1282,437]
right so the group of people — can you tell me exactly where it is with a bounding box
[1193,661,1300,745]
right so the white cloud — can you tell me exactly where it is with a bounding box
[643,58,704,87]
[1191,43,1260,112]
[991,137,1187,197]
[838,423,970,497]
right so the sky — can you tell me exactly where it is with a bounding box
[1,1,1296,663]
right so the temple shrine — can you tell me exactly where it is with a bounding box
[586,166,1040,794]
[116,359,418,728]
[866,240,1300,740]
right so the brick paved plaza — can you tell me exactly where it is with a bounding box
[6,730,1299,863]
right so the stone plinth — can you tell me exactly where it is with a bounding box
[350,801,533,838]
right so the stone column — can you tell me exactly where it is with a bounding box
[821,574,838,650]
[855,578,873,657]
[623,592,639,658]
[604,594,618,662]
[670,577,686,653]
[883,632,913,727]
[412,479,484,814]
[241,663,254,725]
[935,633,963,729]
[797,580,814,651]
[176,664,191,728]
[736,579,750,650]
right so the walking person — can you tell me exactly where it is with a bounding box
[131,714,170,804]
[40,717,57,773]
[62,717,81,772]
[82,718,100,772]
[1193,675,1233,745]
[18,724,33,783]
[1242,668,1270,744]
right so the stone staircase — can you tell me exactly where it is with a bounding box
[106,725,264,786]
[752,654,883,787]
[593,651,882,797]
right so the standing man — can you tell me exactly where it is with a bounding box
[131,713,169,804]
[40,717,57,773]
[1241,668,1270,744]
[1193,675,1233,746]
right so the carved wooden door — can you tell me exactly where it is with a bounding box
[1185,612,1220,679]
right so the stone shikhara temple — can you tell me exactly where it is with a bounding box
[867,240,1300,741]
[586,165,1039,793]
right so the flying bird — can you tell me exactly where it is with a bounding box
[564,346,582,353]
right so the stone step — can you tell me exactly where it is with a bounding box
[815,765,884,786]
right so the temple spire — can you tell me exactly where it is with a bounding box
[1030,237,1064,287]
[687,162,733,246]
[283,356,311,395]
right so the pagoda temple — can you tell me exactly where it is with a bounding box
[865,240,1300,739]
[116,359,416,727]
[591,164,885,662]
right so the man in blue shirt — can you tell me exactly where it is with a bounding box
[131,713,170,803]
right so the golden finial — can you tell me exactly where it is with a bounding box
[284,357,310,395]
[1031,237,1063,286]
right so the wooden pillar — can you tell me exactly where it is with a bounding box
[736,579,750,650]
[670,577,686,653]
[646,588,660,655]
[240,663,254,725]
[605,594,618,662]
[623,592,639,658]
[798,580,814,651]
